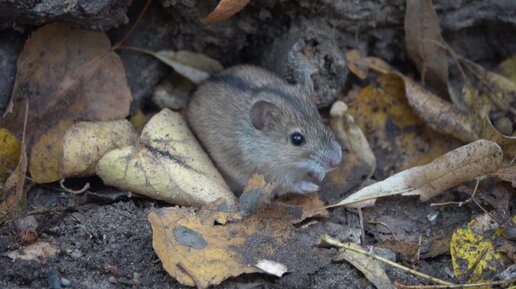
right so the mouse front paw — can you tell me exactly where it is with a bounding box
[291,181,319,194]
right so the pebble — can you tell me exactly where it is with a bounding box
[61,278,71,287]
[46,270,61,289]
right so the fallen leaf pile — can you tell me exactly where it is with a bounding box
[97,109,237,208]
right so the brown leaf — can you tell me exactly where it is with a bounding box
[396,73,478,143]
[276,192,328,222]
[405,0,449,96]
[203,0,250,24]
[492,166,516,187]
[1,23,131,151]
[1,102,28,223]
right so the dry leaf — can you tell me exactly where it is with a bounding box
[97,109,236,208]
[203,0,250,24]
[5,241,59,262]
[331,139,503,208]
[276,192,328,222]
[153,50,223,84]
[492,166,516,187]
[466,61,516,115]
[463,83,516,158]
[334,243,395,289]
[29,120,74,183]
[451,213,508,284]
[148,205,295,288]
[347,74,462,179]
[322,100,376,194]
[396,73,478,143]
[255,260,288,277]
[1,103,28,223]
[346,50,368,80]
[0,129,21,188]
[0,23,131,152]
[405,0,449,96]
[0,145,27,223]
[63,120,138,177]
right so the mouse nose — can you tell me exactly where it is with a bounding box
[325,148,342,169]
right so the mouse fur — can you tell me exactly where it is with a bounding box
[187,65,342,195]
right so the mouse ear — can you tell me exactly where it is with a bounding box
[250,100,277,130]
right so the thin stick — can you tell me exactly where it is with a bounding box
[431,177,480,207]
[59,179,90,195]
[320,235,454,285]
[112,0,152,51]
[367,220,397,236]
[394,278,516,289]
[1,206,77,226]
[358,207,366,244]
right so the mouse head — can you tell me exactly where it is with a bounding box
[248,92,342,188]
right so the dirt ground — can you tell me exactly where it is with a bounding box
[0,177,490,289]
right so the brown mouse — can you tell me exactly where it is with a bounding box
[187,65,342,195]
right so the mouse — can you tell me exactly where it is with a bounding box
[187,65,342,195]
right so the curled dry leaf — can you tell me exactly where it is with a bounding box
[405,0,449,96]
[492,166,516,187]
[0,23,131,151]
[148,205,294,288]
[30,120,137,183]
[465,61,516,115]
[346,49,391,79]
[154,50,224,84]
[63,120,138,177]
[334,244,395,289]
[463,83,516,158]
[396,72,478,143]
[203,0,250,24]
[97,109,236,208]
[322,100,376,194]
[331,140,503,208]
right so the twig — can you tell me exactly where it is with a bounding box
[320,235,454,285]
[394,278,516,288]
[358,207,366,244]
[367,220,397,236]
[1,206,77,225]
[459,248,488,283]
[112,0,152,51]
[59,179,90,195]
[431,177,480,207]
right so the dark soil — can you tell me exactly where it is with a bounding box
[0,179,489,289]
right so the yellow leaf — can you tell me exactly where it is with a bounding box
[148,204,295,288]
[347,74,462,178]
[451,214,508,286]
[63,120,138,177]
[0,129,21,187]
[96,109,236,207]
[29,120,74,183]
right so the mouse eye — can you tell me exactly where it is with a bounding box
[290,132,305,146]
